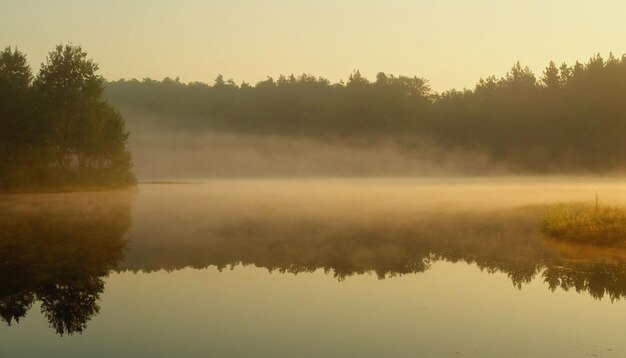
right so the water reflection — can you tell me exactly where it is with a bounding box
[125,205,626,301]
[0,193,131,335]
[3,185,626,337]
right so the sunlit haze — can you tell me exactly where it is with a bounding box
[4,2,626,357]
[2,0,625,90]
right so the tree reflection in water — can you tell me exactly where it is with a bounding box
[3,190,626,336]
[0,192,131,335]
[124,205,626,301]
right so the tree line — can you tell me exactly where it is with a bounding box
[106,54,626,172]
[0,45,134,191]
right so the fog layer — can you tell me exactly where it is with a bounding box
[127,117,497,179]
[107,55,626,177]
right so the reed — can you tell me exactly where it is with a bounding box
[542,199,626,245]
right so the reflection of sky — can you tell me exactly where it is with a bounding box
[2,1,625,91]
[3,179,626,356]
[2,263,625,358]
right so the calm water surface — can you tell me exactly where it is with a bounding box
[2,178,626,357]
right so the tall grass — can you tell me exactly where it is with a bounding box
[542,199,626,245]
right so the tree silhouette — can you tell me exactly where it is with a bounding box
[0,47,37,189]
[0,44,134,192]
[102,53,626,173]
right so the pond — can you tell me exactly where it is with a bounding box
[1,178,626,357]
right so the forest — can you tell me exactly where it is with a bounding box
[106,54,626,173]
[0,45,134,192]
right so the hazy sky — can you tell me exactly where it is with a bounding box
[1,0,625,91]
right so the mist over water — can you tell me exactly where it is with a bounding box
[3,179,626,357]
[5,1,626,356]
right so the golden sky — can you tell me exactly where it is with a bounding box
[1,0,625,91]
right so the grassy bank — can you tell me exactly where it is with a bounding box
[542,200,626,245]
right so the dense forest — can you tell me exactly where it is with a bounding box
[0,45,134,192]
[106,54,626,173]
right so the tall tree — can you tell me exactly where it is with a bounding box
[33,44,134,186]
[542,61,561,88]
[0,47,34,187]
[35,45,104,170]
